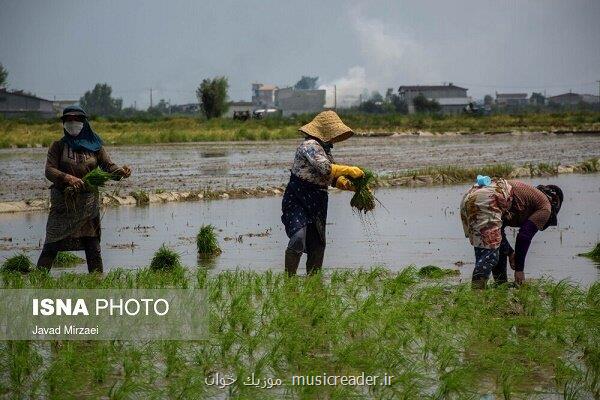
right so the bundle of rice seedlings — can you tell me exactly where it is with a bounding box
[348,168,376,213]
[131,190,150,205]
[579,242,600,262]
[149,244,181,271]
[197,225,222,256]
[52,251,85,268]
[1,253,34,273]
[65,167,121,197]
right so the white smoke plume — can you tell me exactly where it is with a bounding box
[322,6,440,107]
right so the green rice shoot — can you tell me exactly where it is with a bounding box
[1,253,34,273]
[196,224,222,256]
[149,244,181,271]
[579,242,600,261]
[52,251,85,268]
[83,167,121,190]
[348,168,376,213]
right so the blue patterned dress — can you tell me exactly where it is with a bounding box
[281,139,334,242]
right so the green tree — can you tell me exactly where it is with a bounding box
[294,76,318,90]
[413,93,440,113]
[79,83,123,116]
[0,63,8,88]
[391,95,408,114]
[196,77,229,119]
[370,91,383,102]
[484,94,493,106]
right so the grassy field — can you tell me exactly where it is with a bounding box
[1,265,598,399]
[1,111,599,148]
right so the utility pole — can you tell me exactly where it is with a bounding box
[334,85,337,111]
[149,88,153,109]
[597,81,600,104]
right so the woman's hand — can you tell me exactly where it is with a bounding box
[64,174,84,190]
[118,165,132,178]
[335,176,356,191]
[514,270,525,285]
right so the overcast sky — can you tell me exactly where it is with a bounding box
[1,0,599,107]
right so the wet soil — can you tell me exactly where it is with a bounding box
[1,133,599,202]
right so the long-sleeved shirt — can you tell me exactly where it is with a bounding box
[504,180,552,230]
[45,140,120,189]
[503,180,552,271]
[290,139,335,188]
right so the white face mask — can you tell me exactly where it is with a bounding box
[64,121,84,137]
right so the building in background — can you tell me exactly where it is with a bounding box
[225,101,254,119]
[547,92,599,106]
[251,83,278,108]
[0,89,55,119]
[495,92,528,107]
[275,87,326,117]
[398,84,470,114]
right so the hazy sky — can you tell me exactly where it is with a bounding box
[1,0,599,107]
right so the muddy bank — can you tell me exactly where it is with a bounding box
[1,158,597,214]
[2,132,600,203]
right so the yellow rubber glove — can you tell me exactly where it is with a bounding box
[335,176,356,191]
[331,164,364,179]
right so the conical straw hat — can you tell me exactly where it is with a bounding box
[299,111,354,143]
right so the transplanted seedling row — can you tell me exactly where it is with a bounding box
[0,266,598,399]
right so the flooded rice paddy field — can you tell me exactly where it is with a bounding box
[1,133,599,202]
[1,173,598,284]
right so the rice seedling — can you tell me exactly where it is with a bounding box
[1,253,34,273]
[52,251,85,268]
[0,266,597,399]
[196,224,222,256]
[349,168,377,213]
[149,244,181,271]
[131,189,150,205]
[578,242,600,261]
[83,167,121,188]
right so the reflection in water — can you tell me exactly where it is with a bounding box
[1,174,598,284]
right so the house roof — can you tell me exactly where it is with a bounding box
[547,92,581,99]
[0,88,52,102]
[496,93,528,99]
[398,84,467,91]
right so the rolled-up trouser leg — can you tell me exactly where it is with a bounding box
[37,242,60,270]
[285,227,306,276]
[305,223,325,275]
[472,247,499,289]
[82,236,103,273]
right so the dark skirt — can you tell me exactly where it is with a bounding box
[44,187,101,246]
[281,174,328,243]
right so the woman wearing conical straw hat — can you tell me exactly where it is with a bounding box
[281,111,364,275]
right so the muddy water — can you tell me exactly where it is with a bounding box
[1,174,598,284]
[1,133,599,202]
